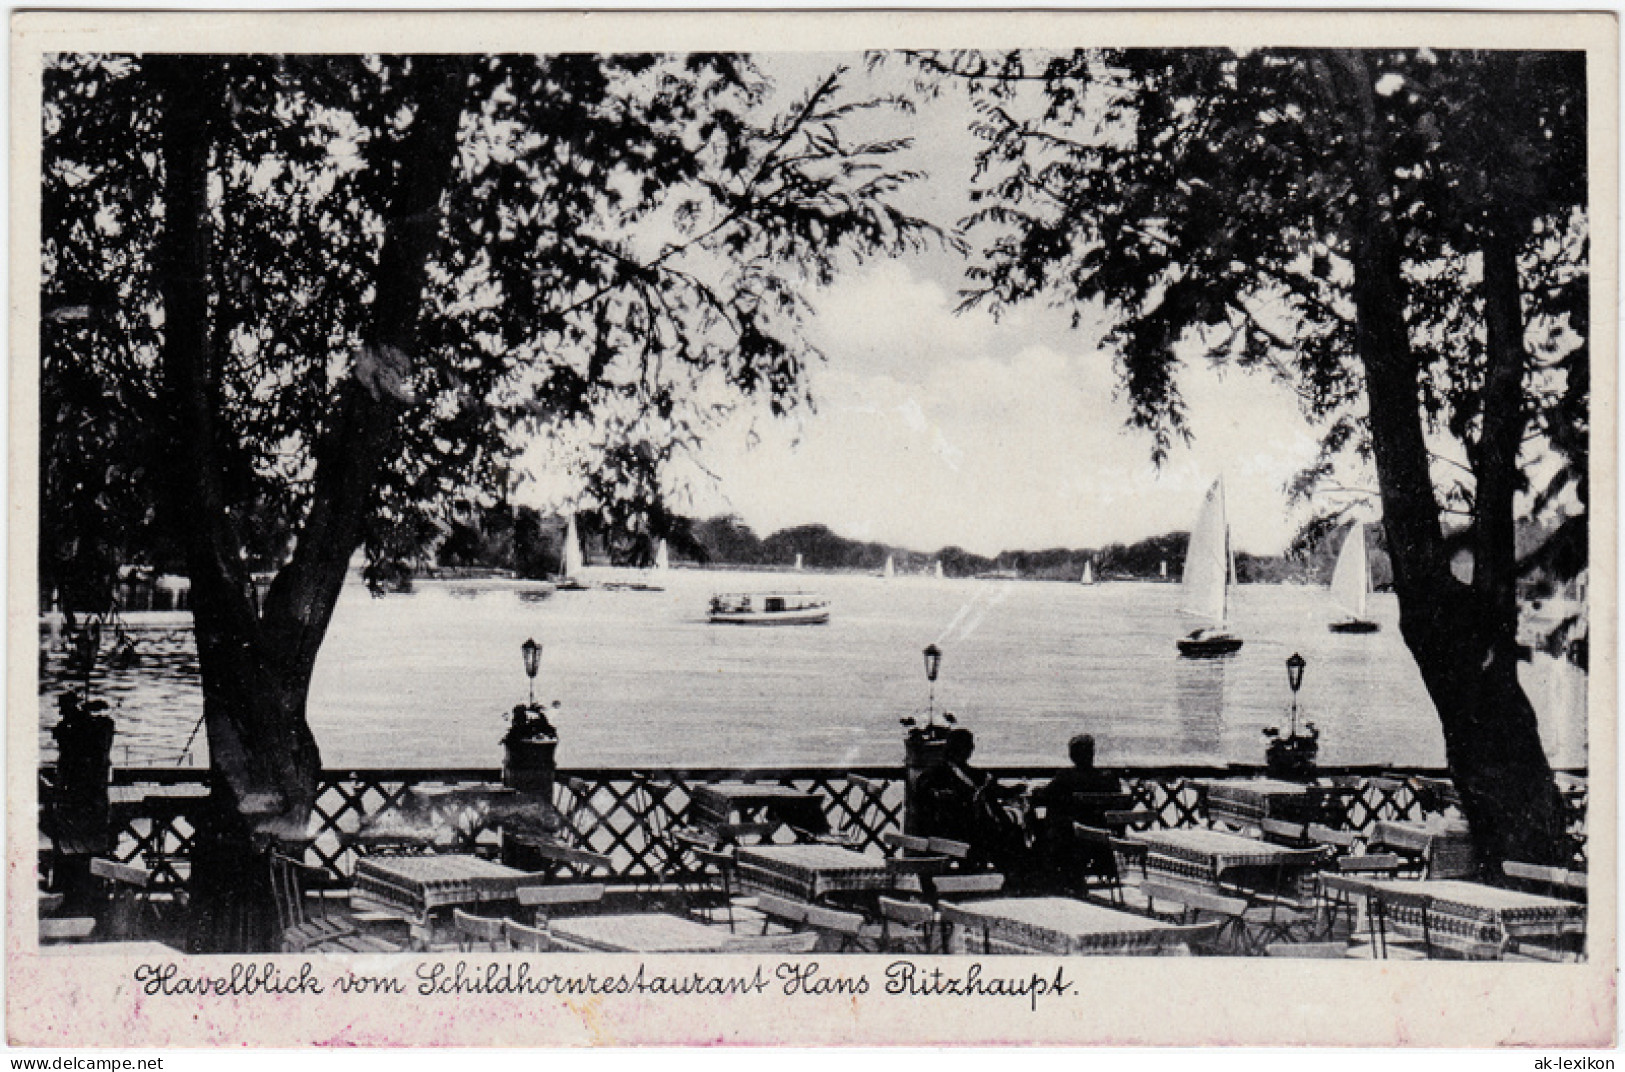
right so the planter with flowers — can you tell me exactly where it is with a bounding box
[503,638,561,796]
[1264,652,1320,782]
[900,643,962,833]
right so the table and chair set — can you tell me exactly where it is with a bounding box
[1089,776,1590,961]
[37,772,1587,962]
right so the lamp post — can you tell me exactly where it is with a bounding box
[922,644,942,727]
[522,637,542,707]
[1285,652,1306,737]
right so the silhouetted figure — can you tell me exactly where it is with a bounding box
[914,728,1029,871]
[46,691,115,912]
[1032,734,1123,891]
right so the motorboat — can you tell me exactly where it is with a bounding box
[708,592,830,626]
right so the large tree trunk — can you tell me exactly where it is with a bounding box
[152,56,474,951]
[1330,53,1567,874]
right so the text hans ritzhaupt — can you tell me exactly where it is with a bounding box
[131,959,1073,1011]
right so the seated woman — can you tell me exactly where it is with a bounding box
[915,728,1031,873]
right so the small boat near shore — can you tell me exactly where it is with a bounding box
[708,592,830,626]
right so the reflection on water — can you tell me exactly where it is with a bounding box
[38,626,205,768]
[1171,657,1228,758]
[38,570,1588,771]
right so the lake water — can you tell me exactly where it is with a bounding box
[39,567,1588,771]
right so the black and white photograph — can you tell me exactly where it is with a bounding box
[10,9,1614,1050]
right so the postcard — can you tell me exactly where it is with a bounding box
[9,9,1615,1048]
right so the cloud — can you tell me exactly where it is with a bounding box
[679,255,1324,557]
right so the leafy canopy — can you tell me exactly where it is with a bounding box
[906,48,1586,550]
[42,53,934,603]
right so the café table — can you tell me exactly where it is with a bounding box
[1369,820,1476,879]
[351,853,534,946]
[689,782,829,838]
[1131,827,1324,893]
[1194,778,1322,829]
[938,895,1201,956]
[355,784,570,864]
[734,843,890,903]
[1366,878,1585,956]
[548,913,741,953]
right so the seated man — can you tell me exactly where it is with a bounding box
[1031,734,1124,892]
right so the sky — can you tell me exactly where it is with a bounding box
[658,54,1330,558]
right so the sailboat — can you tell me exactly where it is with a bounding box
[794,553,804,572]
[934,560,944,580]
[557,514,590,590]
[603,536,669,592]
[883,556,895,580]
[1177,477,1244,657]
[1080,560,1095,585]
[1328,521,1380,633]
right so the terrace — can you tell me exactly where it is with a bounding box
[37,763,1588,959]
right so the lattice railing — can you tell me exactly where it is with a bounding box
[80,764,1585,894]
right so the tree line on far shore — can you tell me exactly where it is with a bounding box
[414,504,1390,586]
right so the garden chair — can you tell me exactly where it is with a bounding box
[1258,818,1312,847]
[1502,860,1587,902]
[882,831,934,857]
[753,892,813,935]
[1365,886,1435,960]
[725,931,821,954]
[1333,853,1402,879]
[90,857,162,942]
[1108,835,1153,913]
[504,918,551,952]
[926,872,1004,904]
[517,882,605,929]
[269,852,400,954]
[1306,823,1360,855]
[877,895,939,954]
[1234,848,1334,953]
[1103,808,1156,833]
[1141,882,1247,955]
[453,909,510,952]
[689,845,761,932]
[40,916,97,945]
[1070,822,1124,904]
[803,904,883,953]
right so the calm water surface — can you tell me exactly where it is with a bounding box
[39,568,1587,770]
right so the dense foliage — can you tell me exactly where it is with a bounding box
[908,47,1588,867]
[41,52,933,948]
[43,54,933,611]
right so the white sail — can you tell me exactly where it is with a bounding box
[795,553,803,571]
[1081,561,1094,585]
[935,560,944,579]
[1160,559,1168,579]
[654,539,670,573]
[883,556,895,579]
[564,515,586,578]
[1180,477,1230,625]
[1330,521,1370,619]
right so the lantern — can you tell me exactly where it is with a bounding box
[522,637,542,705]
[1285,652,1306,734]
